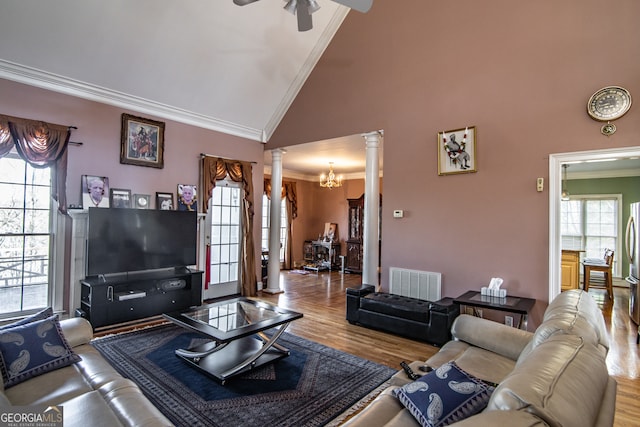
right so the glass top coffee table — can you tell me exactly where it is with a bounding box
[163,297,303,384]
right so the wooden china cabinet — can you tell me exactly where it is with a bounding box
[345,194,381,273]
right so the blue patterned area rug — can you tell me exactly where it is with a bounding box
[91,324,395,427]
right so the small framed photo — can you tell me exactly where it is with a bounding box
[156,192,174,210]
[110,188,131,208]
[133,194,151,209]
[177,184,197,212]
[120,113,165,169]
[437,126,477,176]
[81,175,110,208]
[324,222,338,242]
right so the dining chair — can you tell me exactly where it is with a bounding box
[582,249,615,300]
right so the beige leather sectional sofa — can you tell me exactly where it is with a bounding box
[343,289,616,427]
[0,317,172,427]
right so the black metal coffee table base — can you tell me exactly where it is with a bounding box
[176,330,291,384]
[164,297,303,384]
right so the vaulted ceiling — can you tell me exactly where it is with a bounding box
[0,0,351,142]
[0,1,633,179]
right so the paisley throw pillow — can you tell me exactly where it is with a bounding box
[0,315,81,388]
[393,361,495,427]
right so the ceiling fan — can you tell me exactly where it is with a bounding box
[233,0,373,32]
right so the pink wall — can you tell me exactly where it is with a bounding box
[0,78,265,278]
[267,0,640,322]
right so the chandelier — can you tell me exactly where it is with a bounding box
[319,162,343,189]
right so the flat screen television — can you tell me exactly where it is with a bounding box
[86,207,197,276]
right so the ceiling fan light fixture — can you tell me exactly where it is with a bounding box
[283,0,297,14]
[296,3,313,31]
[244,0,373,32]
[308,0,321,14]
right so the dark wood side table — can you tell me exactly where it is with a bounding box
[453,290,536,330]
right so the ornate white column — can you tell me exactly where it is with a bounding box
[264,148,284,294]
[362,131,382,286]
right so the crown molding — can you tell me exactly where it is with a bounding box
[264,165,380,182]
[0,59,265,142]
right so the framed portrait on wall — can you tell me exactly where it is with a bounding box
[81,175,110,208]
[156,192,174,210]
[437,126,477,176]
[120,113,165,169]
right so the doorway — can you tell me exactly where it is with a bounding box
[203,179,243,299]
[549,146,640,301]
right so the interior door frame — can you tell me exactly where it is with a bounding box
[548,145,640,302]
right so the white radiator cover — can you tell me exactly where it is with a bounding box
[389,268,442,302]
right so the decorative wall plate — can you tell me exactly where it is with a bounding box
[587,86,632,121]
[134,194,150,209]
[601,122,617,136]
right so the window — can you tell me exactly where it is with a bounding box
[561,195,621,277]
[261,194,287,262]
[0,150,52,316]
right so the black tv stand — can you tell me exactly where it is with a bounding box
[80,268,203,329]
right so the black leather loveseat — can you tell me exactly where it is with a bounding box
[346,285,459,346]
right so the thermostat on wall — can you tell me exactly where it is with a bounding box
[393,210,404,218]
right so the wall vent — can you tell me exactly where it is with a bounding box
[389,268,442,301]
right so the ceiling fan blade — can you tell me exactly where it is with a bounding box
[331,0,373,13]
[296,2,313,31]
[233,0,260,5]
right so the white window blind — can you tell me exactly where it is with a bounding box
[561,195,621,277]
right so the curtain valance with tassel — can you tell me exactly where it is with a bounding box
[0,114,72,214]
[201,155,257,296]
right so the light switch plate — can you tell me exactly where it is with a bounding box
[393,210,404,218]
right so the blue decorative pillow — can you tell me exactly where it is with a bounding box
[393,362,495,427]
[0,315,81,388]
[0,307,53,330]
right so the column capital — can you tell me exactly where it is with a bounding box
[270,148,286,159]
[361,130,383,147]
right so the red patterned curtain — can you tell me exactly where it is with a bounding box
[202,156,257,296]
[0,115,71,214]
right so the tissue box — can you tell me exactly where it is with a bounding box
[481,287,507,298]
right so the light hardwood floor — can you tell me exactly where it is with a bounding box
[255,270,640,427]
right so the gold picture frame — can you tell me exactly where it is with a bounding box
[437,126,477,176]
[120,113,165,169]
